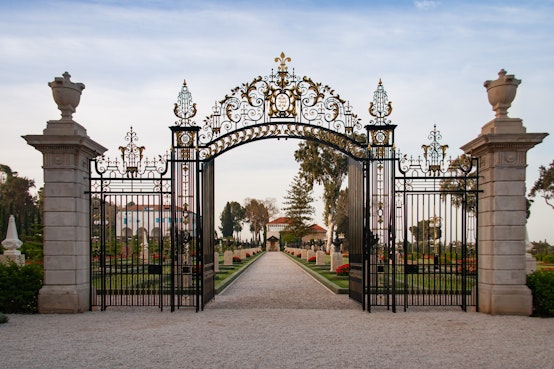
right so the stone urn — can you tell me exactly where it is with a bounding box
[48,72,85,120]
[484,69,520,118]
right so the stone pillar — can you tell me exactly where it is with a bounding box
[23,72,106,313]
[461,69,548,315]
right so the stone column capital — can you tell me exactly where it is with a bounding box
[23,131,107,162]
[461,131,548,158]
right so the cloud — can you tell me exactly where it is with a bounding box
[414,1,440,10]
[1,0,553,241]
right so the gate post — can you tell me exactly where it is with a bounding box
[461,70,548,315]
[23,72,106,313]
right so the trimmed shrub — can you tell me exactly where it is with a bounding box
[527,270,554,317]
[0,262,43,313]
[0,312,8,324]
[542,254,554,264]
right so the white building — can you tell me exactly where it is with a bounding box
[116,205,195,240]
[265,217,327,251]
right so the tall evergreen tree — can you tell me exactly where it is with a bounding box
[228,201,246,240]
[282,173,315,241]
[219,201,245,239]
[219,202,234,238]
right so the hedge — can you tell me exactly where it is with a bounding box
[0,262,43,314]
[527,270,554,317]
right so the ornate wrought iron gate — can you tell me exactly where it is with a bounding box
[89,53,478,312]
[363,82,479,311]
[89,127,201,311]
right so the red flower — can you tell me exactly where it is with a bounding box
[336,263,350,276]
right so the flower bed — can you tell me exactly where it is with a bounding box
[232,256,241,262]
[308,256,316,263]
[336,263,350,276]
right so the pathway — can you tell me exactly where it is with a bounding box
[208,251,359,310]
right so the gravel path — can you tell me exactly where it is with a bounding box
[1,252,553,369]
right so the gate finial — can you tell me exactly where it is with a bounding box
[275,52,291,73]
[368,79,393,125]
[174,80,197,126]
[118,126,145,176]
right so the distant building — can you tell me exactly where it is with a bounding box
[265,216,327,251]
[115,204,195,240]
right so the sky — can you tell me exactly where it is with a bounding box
[0,0,553,242]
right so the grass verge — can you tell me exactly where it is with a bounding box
[284,252,349,294]
[215,251,265,294]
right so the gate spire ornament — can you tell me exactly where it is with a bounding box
[174,80,197,126]
[366,79,396,158]
[421,124,449,174]
[368,79,393,126]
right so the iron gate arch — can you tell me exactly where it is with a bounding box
[89,53,478,312]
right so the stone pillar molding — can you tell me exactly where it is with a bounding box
[461,70,548,315]
[23,72,106,313]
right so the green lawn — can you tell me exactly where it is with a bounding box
[214,251,265,292]
[285,252,350,292]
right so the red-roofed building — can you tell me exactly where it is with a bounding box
[265,217,327,251]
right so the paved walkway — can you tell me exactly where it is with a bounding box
[208,251,359,310]
[1,252,553,369]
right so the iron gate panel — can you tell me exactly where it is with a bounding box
[365,123,479,312]
[201,159,215,309]
[89,127,199,311]
[347,158,364,307]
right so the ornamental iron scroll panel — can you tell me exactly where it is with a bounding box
[366,121,479,312]
[89,127,198,311]
[172,52,368,161]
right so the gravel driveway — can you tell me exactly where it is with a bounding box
[1,252,553,369]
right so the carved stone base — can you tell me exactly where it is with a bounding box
[38,285,89,314]
[478,283,532,316]
[0,254,25,266]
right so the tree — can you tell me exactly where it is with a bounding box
[244,198,278,244]
[219,201,245,239]
[439,155,477,213]
[294,141,347,250]
[229,201,246,239]
[409,218,442,254]
[335,188,349,235]
[282,173,315,241]
[529,160,554,211]
[219,203,234,238]
[0,164,41,239]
